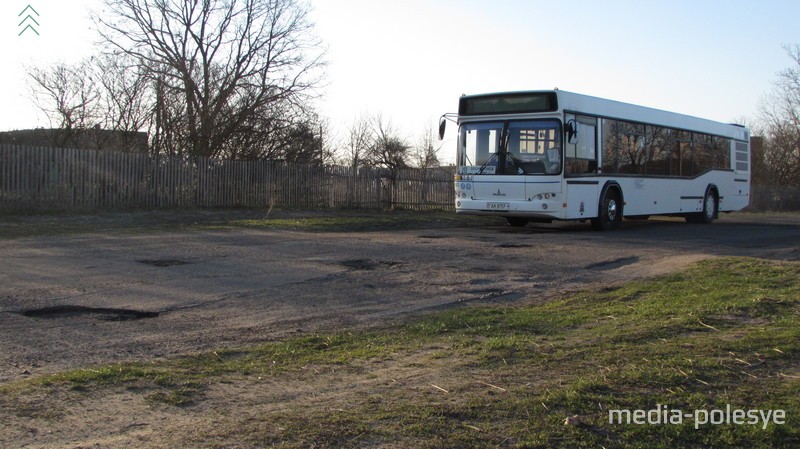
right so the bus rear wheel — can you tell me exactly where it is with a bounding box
[591,188,622,231]
[686,189,717,224]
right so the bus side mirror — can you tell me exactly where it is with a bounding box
[566,120,578,144]
[438,117,447,140]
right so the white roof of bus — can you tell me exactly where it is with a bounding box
[464,90,749,141]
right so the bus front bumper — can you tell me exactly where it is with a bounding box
[454,199,565,220]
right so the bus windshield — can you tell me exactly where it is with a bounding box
[459,119,561,175]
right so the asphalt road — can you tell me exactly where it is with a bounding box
[1,213,799,383]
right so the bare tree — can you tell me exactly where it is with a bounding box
[94,0,325,158]
[272,112,329,163]
[412,122,442,169]
[96,54,153,152]
[28,56,153,152]
[313,115,338,165]
[152,73,190,156]
[366,113,410,170]
[342,114,373,169]
[758,44,800,187]
[28,60,102,147]
[339,113,414,170]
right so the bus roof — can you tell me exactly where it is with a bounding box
[459,90,749,141]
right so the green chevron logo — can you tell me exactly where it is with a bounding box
[18,4,40,36]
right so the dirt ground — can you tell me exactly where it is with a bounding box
[1,210,799,448]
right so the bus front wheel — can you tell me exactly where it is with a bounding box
[591,188,622,231]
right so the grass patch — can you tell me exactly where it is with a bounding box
[0,208,502,239]
[2,257,799,448]
[226,209,500,232]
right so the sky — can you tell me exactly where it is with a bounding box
[1,0,799,164]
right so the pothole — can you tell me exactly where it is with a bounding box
[137,259,192,267]
[469,266,501,273]
[584,256,639,270]
[21,305,160,321]
[339,259,400,270]
[469,279,493,285]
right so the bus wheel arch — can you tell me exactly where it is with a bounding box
[687,185,718,224]
[591,182,623,231]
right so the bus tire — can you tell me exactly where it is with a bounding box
[506,217,529,227]
[686,188,717,224]
[591,187,622,231]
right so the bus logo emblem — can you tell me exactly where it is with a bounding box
[493,189,506,197]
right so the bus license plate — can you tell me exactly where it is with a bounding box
[487,202,510,210]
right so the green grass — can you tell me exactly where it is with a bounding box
[2,257,799,448]
[0,208,502,238]
[226,210,500,232]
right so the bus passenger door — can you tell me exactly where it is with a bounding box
[564,115,600,219]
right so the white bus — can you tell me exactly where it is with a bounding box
[439,90,751,230]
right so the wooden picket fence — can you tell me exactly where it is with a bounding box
[0,144,456,212]
[748,185,800,212]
